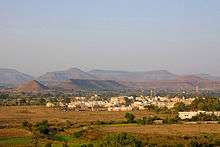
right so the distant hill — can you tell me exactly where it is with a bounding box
[0,68,33,86]
[16,80,49,92]
[55,79,127,91]
[121,75,220,91]
[1,67,220,91]
[88,69,177,82]
[38,68,96,84]
[193,74,220,81]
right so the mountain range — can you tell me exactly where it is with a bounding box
[54,79,126,91]
[0,67,220,91]
[38,68,96,82]
[88,69,177,82]
[0,68,33,86]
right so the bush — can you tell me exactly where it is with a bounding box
[174,102,188,112]
[189,140,214,147]
[80,144,94,147]
[100,133,144,147]
[144,116,155,124]
[190,113,219,121]
[34,120,50,135]
[163,116,179,124]
[176,144,184,147]
[64,120,72,129]
[136,119,146,125]
[22,120,32,131]
[136,116,161,125]
[95,120,102,125]
[44,142,52,147]
[73,130,84,138]
[125,112,135,123]
[146,105,172,114]
[190,98,220,111]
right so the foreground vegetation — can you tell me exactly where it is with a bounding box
[0,106,219,146]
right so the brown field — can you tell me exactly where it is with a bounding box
[0,106,156,128]
[0,106,220,145]
[0,128,31,137]
[102,124,220,136]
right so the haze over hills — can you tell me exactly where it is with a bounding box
[1,67,220,91]
[38,68,96,83]
[193,74,220,81]
[89,69,177,82]
[122,75,220,91]
[38,68,179,85]
[0,68,33,86]
[55,79,127,91]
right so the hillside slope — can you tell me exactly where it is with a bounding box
[0,68,33,86]
[38,68,96,83]
[55,79,127,91]
[88,69,177,82]
[16,80,49,92]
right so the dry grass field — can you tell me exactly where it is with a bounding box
[0,106,156,128]
[102,124,220,136]
[0,106,220,146]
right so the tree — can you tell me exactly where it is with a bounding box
[100,133,144,147]
[125,112,135,123]
[174,102,187,112]
[22,120,58,147]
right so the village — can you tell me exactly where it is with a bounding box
[45,95,220,121]
[46,95,194,111]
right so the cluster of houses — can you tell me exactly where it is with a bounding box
[178,111,220,120]
[45,95,220,120]
[46,95,195,111]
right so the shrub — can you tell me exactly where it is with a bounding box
[174,102,188,112]
[190,113,219,121]
[144,116,154,124]
[34,120,50,135]
[87,144,94,147]
[136,116,162,125]
[125,112,135,123]
[163,117,179,124]
[22,120,32,131]
[80,144,94,147]
[73,130,84,138]
[94,120,121,125]
[100,133,144,147]
[95,120,105,125]
[176,144,184,147]
[136,119,146,125]
[44,142,52,147]
[64,120,72,129]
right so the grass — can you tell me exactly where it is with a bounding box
[0,106,219,146]
[0,137,32,145]
[106,123,138,127]
[0,106,157,128]
[102,124,220,136]
[54,135,73,142]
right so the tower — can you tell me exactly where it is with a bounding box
[195,85,199,94]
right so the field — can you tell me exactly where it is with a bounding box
[0,106,157,127]
[0,106,220,146]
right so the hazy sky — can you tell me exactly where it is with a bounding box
[0,0,220,76]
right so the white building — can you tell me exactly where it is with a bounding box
[179,111,220,120]
[46,102,55,108]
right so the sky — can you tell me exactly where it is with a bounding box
[0,0,220,76]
